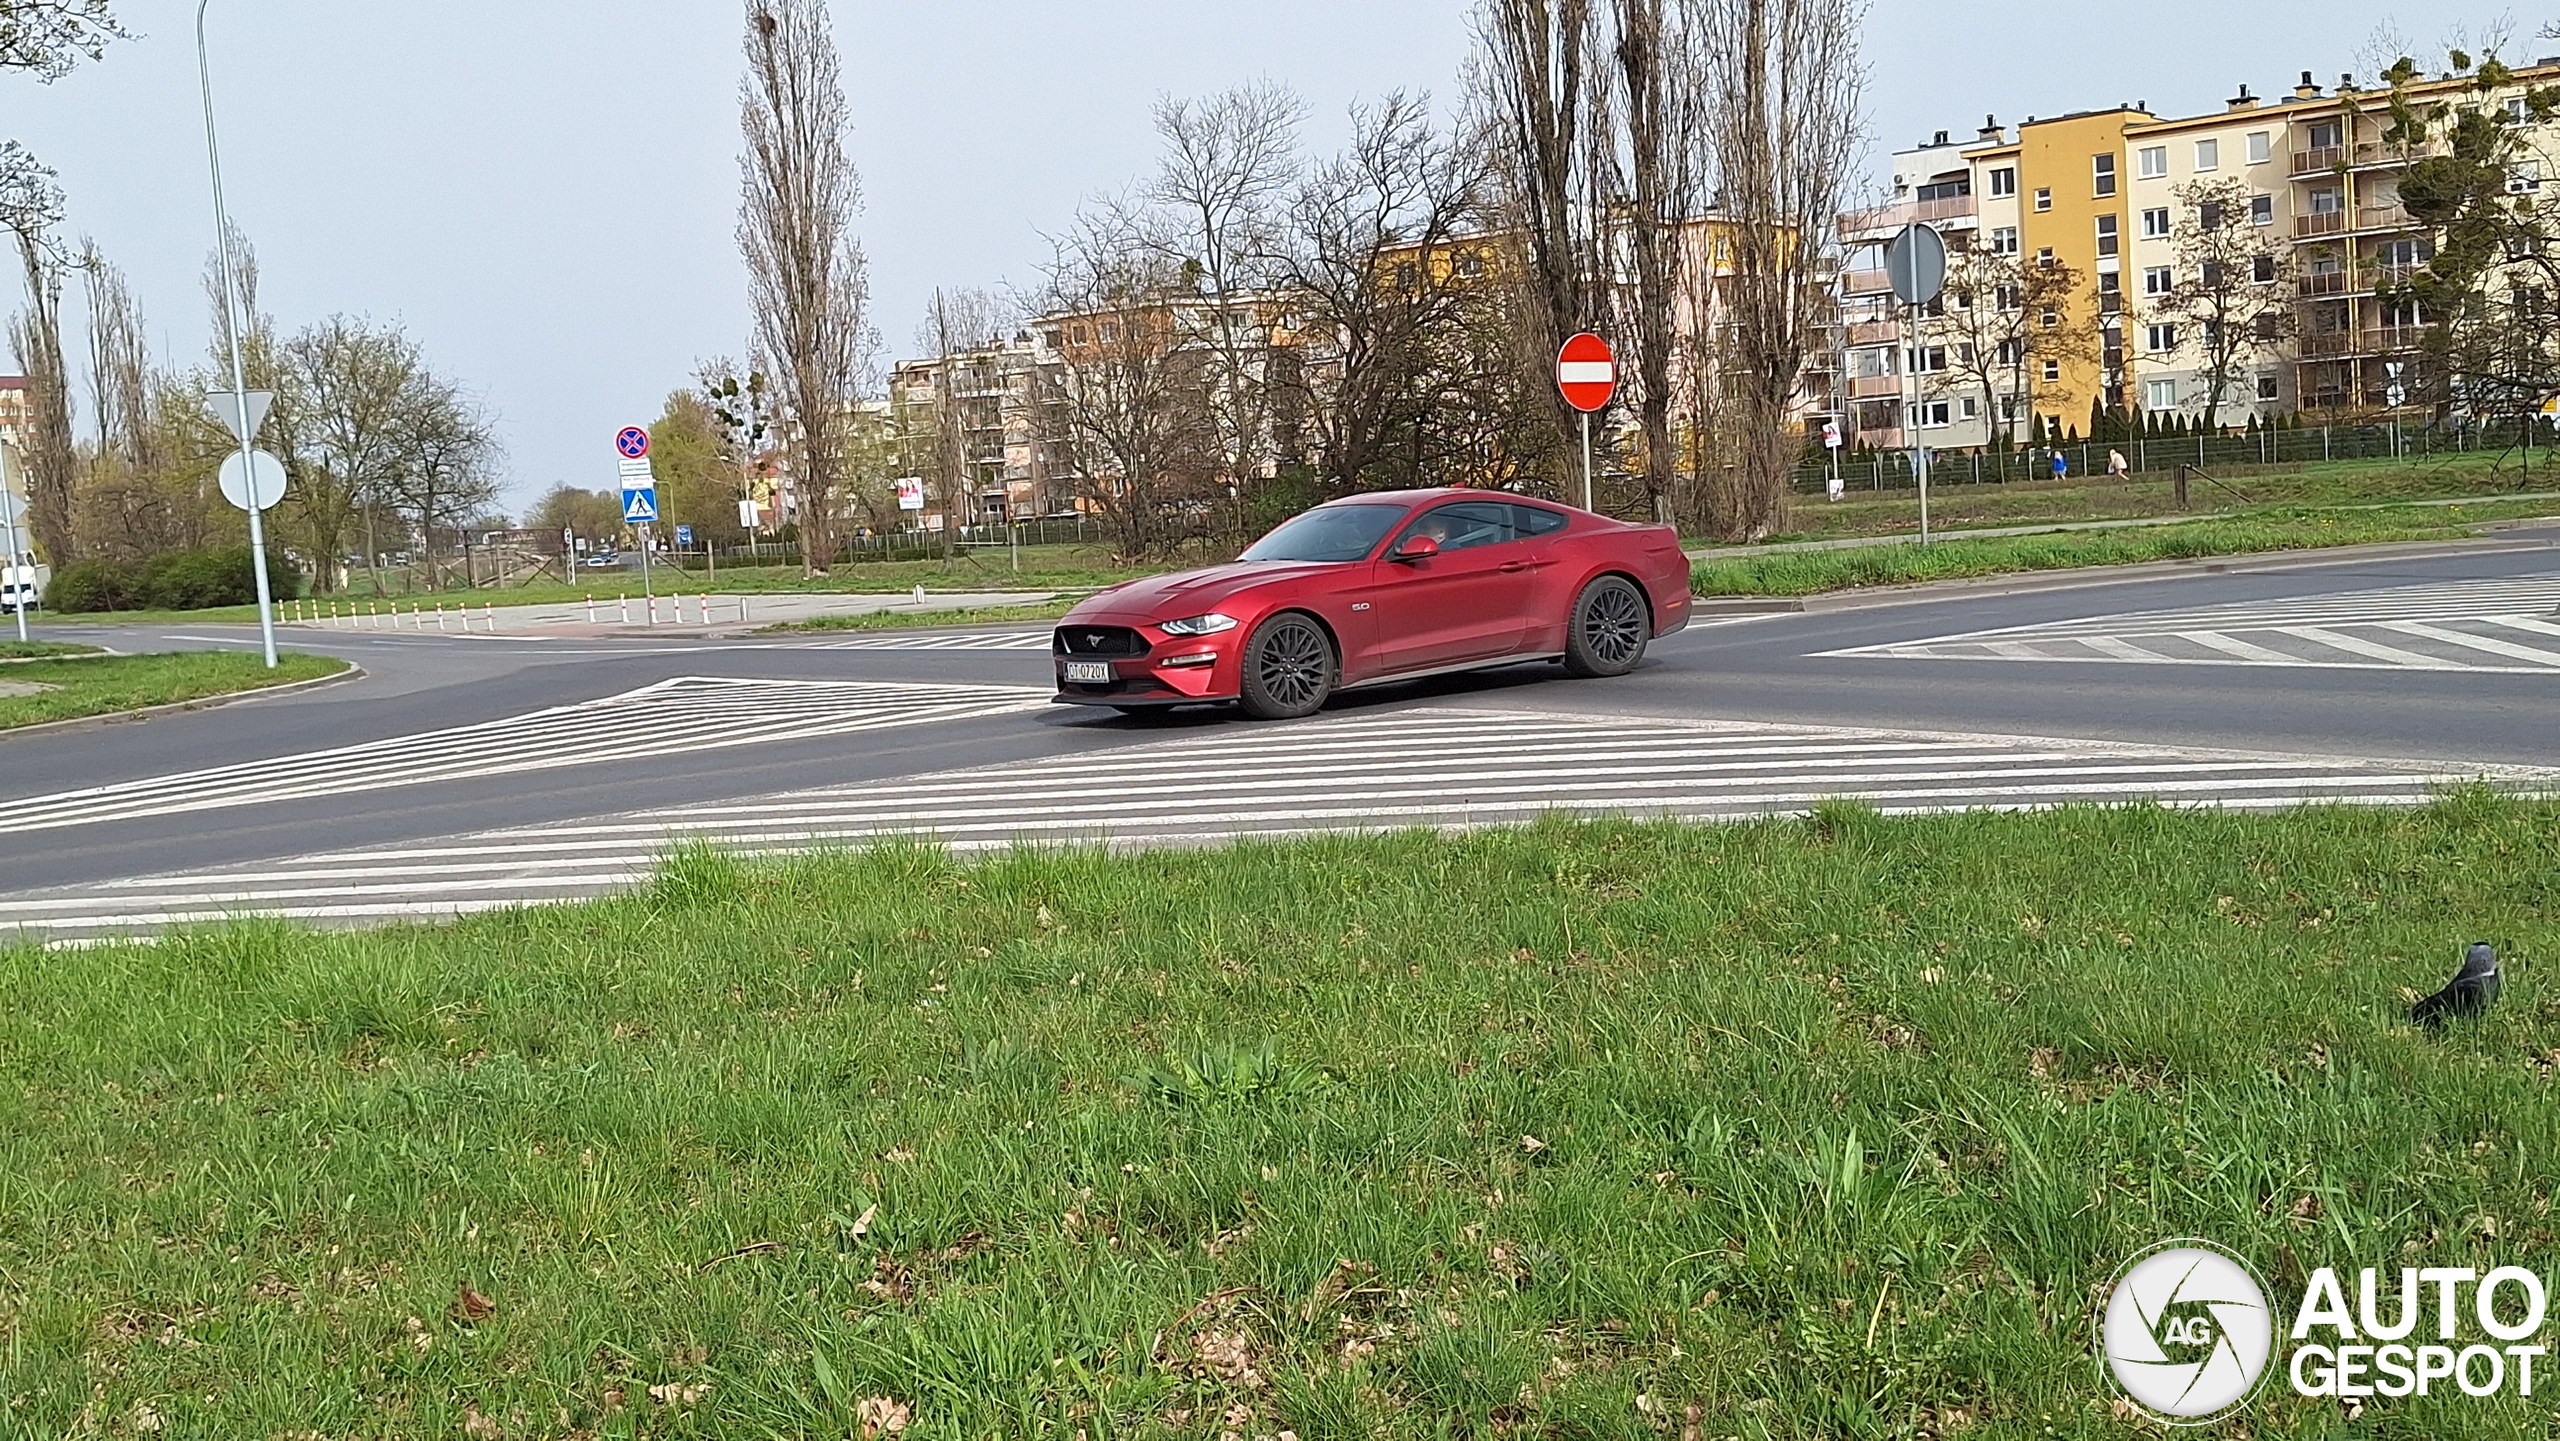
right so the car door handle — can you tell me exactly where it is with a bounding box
[1499,561,1528,573]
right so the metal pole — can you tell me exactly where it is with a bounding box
[198,1,278,669]
[1906,297,1929,544]
[639,523,655,622]
[1580,411,1594,512]
[0,443,26,641]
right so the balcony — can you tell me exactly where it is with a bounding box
[2296,261,2420,298]
[2351,138,2446,169]
[2296,209,2347,237]
[2298,325,2428,359]
[2353,204,2420,233]
[1843,319,1899,346]
[2292,144,2347,176]
[1841,269,1893,296]
[2298,269,2351,297]
[1839,194,1978,237]
[1847,373,1903,399]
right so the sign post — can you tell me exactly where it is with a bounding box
[1822,418,1844,502]
[618,426,657,622]
[197,9,280,669]
[0,440,28,640]
[1556,333,1617,513]
[1884,222,1948,544]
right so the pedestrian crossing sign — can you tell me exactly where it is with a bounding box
[621,488,658,524]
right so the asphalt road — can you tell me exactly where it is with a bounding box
[3,532,2553,904]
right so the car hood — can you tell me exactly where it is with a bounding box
[1066,560,1348,621]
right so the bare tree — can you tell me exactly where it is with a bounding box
[395,383,502,590]
[1147,81,1302,536]
[1931,241,2083,448]
[2146,177,2295,433]
[1696,0,1863,539]
[738,0,869,575]
[909,287,1014,552]
[1274,93,1498,492]
[7,211,74,562]
[1041,204,1214,559]
[1599,0,1708,521]
[1474,0,1611,494]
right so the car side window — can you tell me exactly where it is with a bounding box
[1510,504,1569,537]
[1403,501,1515,553]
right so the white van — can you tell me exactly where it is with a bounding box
[2,550,47,613]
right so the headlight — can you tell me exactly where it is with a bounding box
[1158,613,1239,636]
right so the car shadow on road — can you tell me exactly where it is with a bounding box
[1045,658,1657,729]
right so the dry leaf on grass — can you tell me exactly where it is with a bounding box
[462,1408,502,1439]
[450,1284,496,1323]
[856,1395,911,1435]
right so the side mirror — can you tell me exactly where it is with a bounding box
[1393,534,1441,563]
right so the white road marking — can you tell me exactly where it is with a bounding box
[0,677,1047,835]
[1822,574,2560,672]
[3,706,2546,943]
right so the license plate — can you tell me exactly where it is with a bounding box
[1063,661,1113,683]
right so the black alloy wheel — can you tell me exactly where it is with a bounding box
[1237,612,1336,720]
[1562,575,1649,677]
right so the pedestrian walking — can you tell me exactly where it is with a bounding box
[2108,448,2129,478]
[2051,449,2070,481]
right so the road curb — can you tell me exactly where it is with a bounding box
[0,662,367,744]
[1694,530,2558,615]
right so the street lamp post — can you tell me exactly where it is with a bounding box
[197,0,280,669]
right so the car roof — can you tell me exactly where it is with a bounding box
[1317,487,1567,510]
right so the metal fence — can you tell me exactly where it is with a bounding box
[1793,420,2559,494]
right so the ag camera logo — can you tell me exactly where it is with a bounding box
[2099,1240,2277,1423]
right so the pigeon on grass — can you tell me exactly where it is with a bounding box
[2410,943,2500,1029]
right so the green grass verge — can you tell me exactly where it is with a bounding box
[6,799,2555,1436]
[0,649,347,729]
[0,639,103,660]
[763,599,1080,634]
[1692,502,2553,596]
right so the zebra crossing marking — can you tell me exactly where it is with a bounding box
[1822,575,2560,672]
[4,705,2546,944]
[0,677,1047,836]
[786,631,1053,652]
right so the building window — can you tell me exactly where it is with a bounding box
[2093,154,2118,196]
[1995,337,2024,365]
[2141,206,2171,238]
[2308,186,2343,214]
[2095,214,2119,257]
[2034,186,2053,212]
[2247,131,2272,164]
[2510,161,2542,194]
[2508,96,2531,124]
[2145,378,2178,410]
[1961,396,1980,419]
[1911,345,1948,373]
[1990,225,2019,254]
[2309,119,2343,149]
[1098,322,1119,343]
[2137,145,2168,178]
[1918,176,1972,202]
[1455,250,1486,279]
[2041,359,2062,382]
[2198,200,2224,231]
[2256,372,2281,401]
[2250,194,2274,226]
[2040,306,2059,327]
[2252,253,2277,283]
[1989,166,2017,197]
[2145,322,2179,353]
[1918,400,1951,428]
[2143,264,2172,295]
[1994,283,2021,311]
[2252,312,2281,339]
[2194,138,2220,171]
[2035,246,2055,266]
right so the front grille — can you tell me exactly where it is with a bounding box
[1055,625,1151,658]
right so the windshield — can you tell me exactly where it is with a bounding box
[1238,503,1408,563]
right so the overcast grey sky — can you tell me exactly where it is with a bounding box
[4,0,2509,513]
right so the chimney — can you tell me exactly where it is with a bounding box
[1979,114,2003,141]
[2340,72,2358,93]
[1933,129,1949,146]
[2228,82,2257,111]
[2295,70,2321,99]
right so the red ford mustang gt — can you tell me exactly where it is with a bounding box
[1053,489,1693,719]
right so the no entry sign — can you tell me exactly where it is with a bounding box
[1556,332,1616,413]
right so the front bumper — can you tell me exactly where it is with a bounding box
[1053,632,1234,705]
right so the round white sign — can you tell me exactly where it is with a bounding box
[218,449,288,513]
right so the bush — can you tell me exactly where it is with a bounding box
[41,561,139,614]
[39,547,296,614]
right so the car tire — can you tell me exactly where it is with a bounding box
[1237,612,1336,720]
[1562,575,1650,678]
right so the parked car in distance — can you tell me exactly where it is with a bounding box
[1053,489,1692,720]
